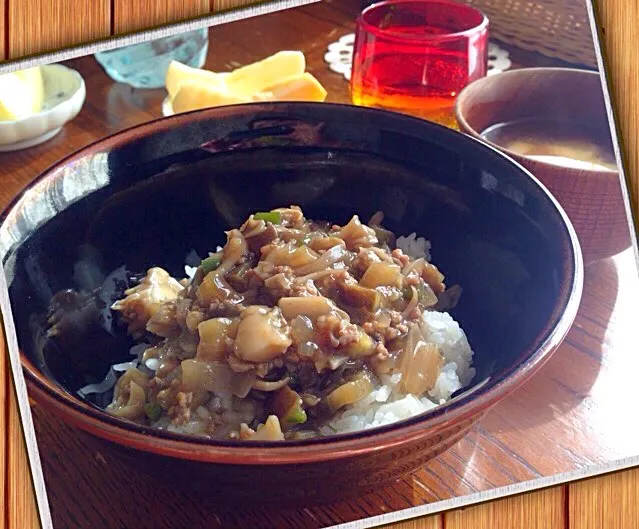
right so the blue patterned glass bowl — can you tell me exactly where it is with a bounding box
[94,28,208,89]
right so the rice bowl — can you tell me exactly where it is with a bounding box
[2,101,582,501]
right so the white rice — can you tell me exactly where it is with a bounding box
[396,232,432,262]
[184,265,197,280]
[320,310,474,435]
[321,235,475,436]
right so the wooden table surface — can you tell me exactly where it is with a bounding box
[2,1,639,528]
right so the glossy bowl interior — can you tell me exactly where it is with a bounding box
[454,67,631,264]
[0,102,583,501]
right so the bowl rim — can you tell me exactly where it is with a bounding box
[2,101,584,464]
[453,66,618,175]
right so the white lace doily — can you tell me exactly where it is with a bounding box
[324,33,512,81]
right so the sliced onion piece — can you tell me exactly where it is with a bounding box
[78,369,118,397]
[402,257,425,277]
[290,315,314,344]
[325,372,374,412]
[109,380,147,420]
[295,244,348,275]
[252,377,291,392]
[181,359,256,398]
[399,324,445,395]
[112,360,139,372]
[402,286,419,317]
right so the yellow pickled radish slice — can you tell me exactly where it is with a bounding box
[259,72,328,102]
[165,60,228,100]
[0,68,44,121]
[14,67,45,110]
[226,51,306,96]
[172,80,262,114]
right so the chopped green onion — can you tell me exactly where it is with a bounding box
[144,403,162,422]
[201,255,221,274]
[253,211,282,224]
[402,286,414,301]
[285,408,308,425]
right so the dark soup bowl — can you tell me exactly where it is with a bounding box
[0,102,582,503]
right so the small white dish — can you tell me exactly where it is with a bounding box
[0,64,86,152]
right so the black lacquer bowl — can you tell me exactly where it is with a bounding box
[0,103,583,503]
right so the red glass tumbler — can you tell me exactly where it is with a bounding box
[351,0,489,128]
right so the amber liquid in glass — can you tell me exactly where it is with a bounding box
[351,26,474,128]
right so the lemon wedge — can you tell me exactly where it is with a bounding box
[165,60,228,101]
[0,67,44,121]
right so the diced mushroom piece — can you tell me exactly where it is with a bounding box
[342,327,376,358]
[288,245,320,268]
[226,229,248,259]
[197,271,243,305]
[241,215,280,250]
[146,301,181,338]
[233,306,292,363]
[252,377,291,392]
[241,216,267,236]
[107,368,151,420]
[264,273,293,296]
[415,283,439,308]
[278,296,338,321]
[337,215,378,251]
[249,223,278,252]
[337,283,381,312]
[360,262,402,289]
[114,367,151,396]
[216,229,248,275]
[433,284,463,311]
[263,241,297,265]
[325,372,374,412]
[272,206,305,228]
[239,415,285,441]
[226,263,253,292]
[181,359,255,397]
[274,226,306,244]
[196,317,239,361]
[108,380,146,419]
[309,237,346,253]
[264,241,322,270]
[111,267,183,336]
[422,263,446,294]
